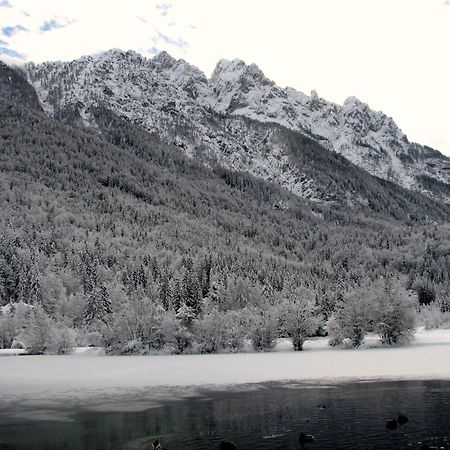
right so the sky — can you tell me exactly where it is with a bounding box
[0,0,449,156]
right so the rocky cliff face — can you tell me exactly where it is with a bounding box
[25,50,450,204]
[204,58,449,197]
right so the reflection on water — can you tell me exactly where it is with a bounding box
[0,380,449,449]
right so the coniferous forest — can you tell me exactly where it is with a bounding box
[0,63,449,355]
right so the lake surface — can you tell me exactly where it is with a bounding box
[0,380,449,450]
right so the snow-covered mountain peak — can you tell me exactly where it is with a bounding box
[24,49,450,204]
[78,48,142,65]
[211,58,245,79]
[207,58,278,114]
[341,95,406,139]
[151,50,178,69]
[211,58,267,82]
[343,95,366,108]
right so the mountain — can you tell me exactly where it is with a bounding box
[205,59,450,198]
[25,49,450,204]
[1,53,449,354]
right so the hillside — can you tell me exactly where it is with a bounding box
[25,50,450,204]
[0,56,449,354]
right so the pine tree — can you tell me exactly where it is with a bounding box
[199,254,212,298]
[182,267,202,316]
[16,259,28,304]
[158,269,172,310]
[80,245,97,294]
[28,255,41,305]
[0,256,7,306]
[171,277,183,311]
[83,283,112,326]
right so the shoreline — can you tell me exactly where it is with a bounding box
[1,330,450,410]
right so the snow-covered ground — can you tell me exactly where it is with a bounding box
[0,328,449,409]
[0,348,27,356]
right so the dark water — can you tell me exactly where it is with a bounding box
[0,380,449,450]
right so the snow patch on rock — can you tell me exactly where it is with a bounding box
[25,50,450,204]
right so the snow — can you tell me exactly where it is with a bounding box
[67,346,106,356]
[412,326,450,346]
[0,349,27,356]
[1,329,450,407]
[24,50,450,206]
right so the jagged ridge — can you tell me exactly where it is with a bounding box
[24,49,450,204]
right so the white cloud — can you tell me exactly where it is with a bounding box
[0,0,195,62]
[0,0,449,156]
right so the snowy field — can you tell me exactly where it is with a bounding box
[0,327,449,410]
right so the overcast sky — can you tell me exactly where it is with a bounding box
[1,0,449,156]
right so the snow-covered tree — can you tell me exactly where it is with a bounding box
[158,268,172,310]
[193,307,226,353]
[222,309,251,352]
[28,254,41,305]
[83,283,112,326]
[79,245,97,294]
[0,302,32,348]
[248,306,279,351]
[330,287,376,347]
[19,305,52,354]
[0,310,16,349]
[47,324,77,354]
[16,259,28,304]
[106,291,165,352]
[159,310,192,354]
[280,298,319,351]
[374,278,416,345]
[182,266,202,316]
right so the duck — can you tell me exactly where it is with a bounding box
[386,419,398,429]
[152,439,164,450]
[299,432,315,443]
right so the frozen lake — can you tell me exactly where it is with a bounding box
[2,328,450,401]
[1,328,450,449]
[0,380,449,449]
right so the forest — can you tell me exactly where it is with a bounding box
[0,96,449,355]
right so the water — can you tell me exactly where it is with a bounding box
[0,380,449,449]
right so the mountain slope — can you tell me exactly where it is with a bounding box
[0,61,41,110]
[1,80,449,353]
[91,104,449,221]
[25,50,450,204]
[1,96,449,302]
[205,59,450,195]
